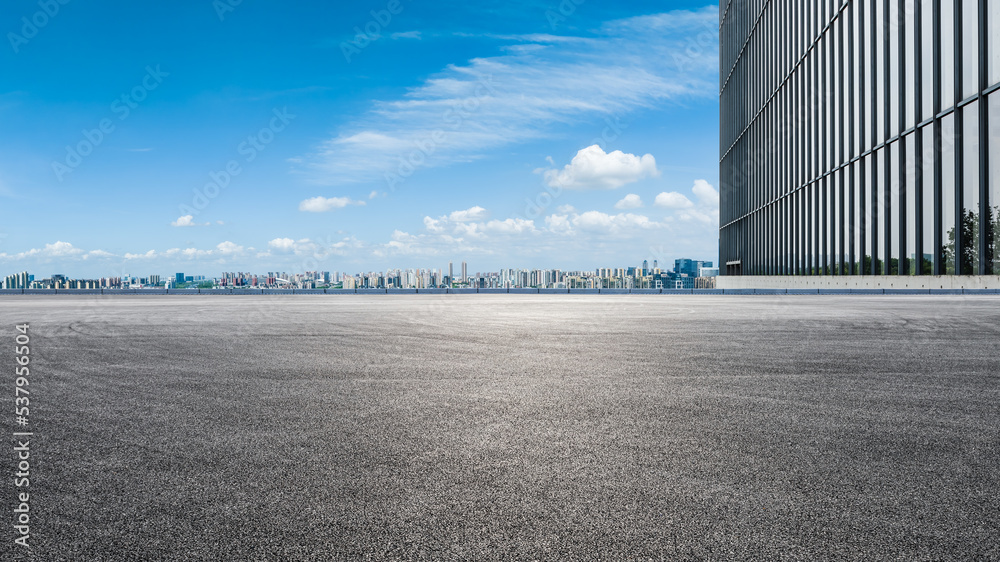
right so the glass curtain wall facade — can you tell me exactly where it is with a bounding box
[720,0,1000,277]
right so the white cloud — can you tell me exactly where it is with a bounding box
[542,145,659,190]
[124,250,158,260]
[298,196,366,212]
[268,238,297,252]
[7,241,85,260]
[268,238,318,255]
[573,211,661,234]
[266,236,361,259]
[544,214,574,234]
[423,216,445,233]
[483,218,536,234]
[654,191,694,209]
[448,206,489,222]
[555,204,576,214]
[171,215,209,227]
[215,241,244,255]
[391,31,422,40]
[369,190,379,199]
[692,179,719,207]
[678,209,716,225]
[614,194,644,209]
[84,250,115,259]
[304,8,717,183]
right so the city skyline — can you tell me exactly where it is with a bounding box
[0,1,721,277]
[1,256,718,290]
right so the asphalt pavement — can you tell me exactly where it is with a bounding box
[1,295,998,561]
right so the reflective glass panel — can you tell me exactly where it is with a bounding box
[922,124,936,274]
[989,91,1000,274]
[877,148,886,274]
[921,0,935,118]
[991,0,1000,86]
[942,113,957,273]
[961,0,979,100]
[854,162,863,273]
[904,0,916,130]
[889,0,900,136]
[942,0,956,108]
[961,102,980,275]
[890,140,901,274]
[906,134,917,274]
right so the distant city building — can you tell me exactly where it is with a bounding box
[675,259,713,278]
[2,271,30,290]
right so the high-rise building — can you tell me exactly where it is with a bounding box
[461,261,467,283]
[176,273,185,283]
[2,271,30,289]
[675,259,713,278]
[720,0,1000,286]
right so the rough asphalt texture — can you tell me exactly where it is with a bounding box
[0,295,998,561]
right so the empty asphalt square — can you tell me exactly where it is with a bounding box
[1,295,998,560]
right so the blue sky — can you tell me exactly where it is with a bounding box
[0,0,720,278]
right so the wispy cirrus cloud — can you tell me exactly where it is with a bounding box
[304,7,718,184]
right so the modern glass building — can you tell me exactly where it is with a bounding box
[719,0,1000,283]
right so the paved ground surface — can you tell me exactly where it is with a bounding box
[0,295,998,561]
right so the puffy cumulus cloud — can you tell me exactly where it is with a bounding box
[652,180,720,226]
[268,238,297,252]
[84,250,115,259]
[453,218,538,238]
[268,236,363,259]
[541,210,666,237]
[171,215,210,227]
[448,206,489,222]
[544,214,574,234]
[541,145,659,190]
[182,248,210,258]
[215,241,244,255]
[677,209,717,225]
[423,216,445,233]
[692,179,719,207]
[298,196,366,212]
[614,194,644,209]
[574,211,661,234]
[123,242,248,261]
[124,250,159,260]
[375,230,449,258]
[654,191,694,209]
[423,206,531,238]
[267,238,321,255]
[40,241,83,257]
[4,241,86,260]
[483,218,536,235]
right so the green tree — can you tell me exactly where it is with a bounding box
[942,206,1000,275]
